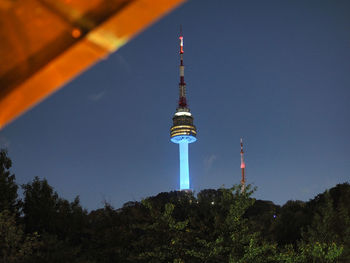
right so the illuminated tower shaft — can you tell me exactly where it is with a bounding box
[179,142,189,189]
[240,138,246,192]
[170,30,197,191]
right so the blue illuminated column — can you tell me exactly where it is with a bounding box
[170,134,196,191]
[179,142,189,190]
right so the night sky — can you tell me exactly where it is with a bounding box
[1,0,349,210]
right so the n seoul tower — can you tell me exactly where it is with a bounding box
[240,138,246,192]
[170,30,197,191]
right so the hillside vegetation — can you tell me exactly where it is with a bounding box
[0,149,349,263]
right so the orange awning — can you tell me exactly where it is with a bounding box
[0,0,185,129]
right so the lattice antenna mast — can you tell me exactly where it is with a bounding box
[240,138,246,193]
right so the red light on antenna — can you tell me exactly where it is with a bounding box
[179,35,184,53]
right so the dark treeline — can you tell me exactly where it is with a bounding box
[0,148,349,263]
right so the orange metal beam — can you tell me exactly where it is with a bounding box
[0,0,186,129]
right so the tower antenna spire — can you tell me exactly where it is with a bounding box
[178,26,186,108]
[240,138,246,192]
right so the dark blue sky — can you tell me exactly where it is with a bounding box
[1,0,349,210]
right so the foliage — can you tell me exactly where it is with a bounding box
[0,210,40,263]
[0,149,349,262]
[21,177,88,263]
[0,149,20,214]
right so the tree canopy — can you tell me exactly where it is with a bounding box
[0,149,349,262]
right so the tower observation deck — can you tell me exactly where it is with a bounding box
[170,30,197,191]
